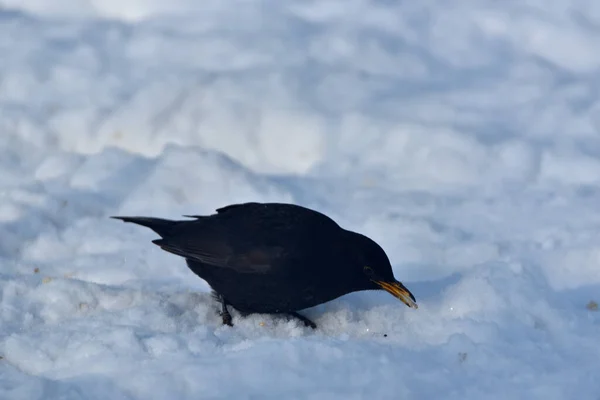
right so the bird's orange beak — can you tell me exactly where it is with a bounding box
[373,280,418,309]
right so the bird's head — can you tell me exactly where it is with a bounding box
[349,231,418,309]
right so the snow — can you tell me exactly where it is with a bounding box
[1,0,600,398]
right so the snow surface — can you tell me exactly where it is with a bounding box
[1,1,600,399]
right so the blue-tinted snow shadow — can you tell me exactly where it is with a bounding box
[0,364,134,400]
[555,283,600,317]
[0,187,112,259]
[0,150,156,261]
[301,271,462,319]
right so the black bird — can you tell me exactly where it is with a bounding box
[112,202,417,329]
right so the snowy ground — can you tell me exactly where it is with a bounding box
[1,1,600,399]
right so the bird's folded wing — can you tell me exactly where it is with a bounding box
[152,238,281,273]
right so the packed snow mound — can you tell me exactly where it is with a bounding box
[0,0,202,21]
[1,1,600,399]
[1,142,599,399]
[2,1,600,180]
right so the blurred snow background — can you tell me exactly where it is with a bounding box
[1,1,600,399]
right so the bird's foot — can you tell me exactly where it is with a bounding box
[220,310,233,327]
[287,311,317,329]
[215,291,234,327]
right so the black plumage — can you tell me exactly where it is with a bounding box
[112,202,417,328]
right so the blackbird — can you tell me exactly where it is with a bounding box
[112,202,417,328]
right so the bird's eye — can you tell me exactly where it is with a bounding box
[363,266,374,276]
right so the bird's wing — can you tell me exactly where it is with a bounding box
[180,202,261,219]
[215,202,260,214]
[152,237,283,274]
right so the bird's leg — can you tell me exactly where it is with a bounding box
[220,301,233,326]
[287,311,317,329]
[213,292,233,326]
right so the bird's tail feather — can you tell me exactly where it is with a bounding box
[111,216,178,237]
